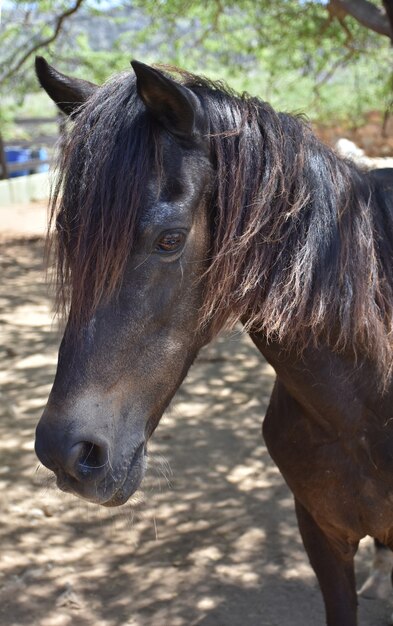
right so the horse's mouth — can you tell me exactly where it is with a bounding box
[102,442,147,507]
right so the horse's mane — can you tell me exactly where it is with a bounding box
[49,67,393,378]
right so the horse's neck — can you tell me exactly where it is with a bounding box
[248,330,392,432]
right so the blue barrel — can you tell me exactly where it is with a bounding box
[5,146,29,178]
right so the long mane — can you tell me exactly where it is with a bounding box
[49,67,393,378]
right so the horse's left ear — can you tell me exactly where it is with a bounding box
[35,56,98,116]
[131,60,204,140]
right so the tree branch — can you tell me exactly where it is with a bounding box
[383,0,393,36]
[0,0,86,86]
[328,0,392,38]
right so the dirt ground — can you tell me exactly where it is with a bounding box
[1,204,393,626]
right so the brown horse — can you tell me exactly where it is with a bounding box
[34,56,393,625]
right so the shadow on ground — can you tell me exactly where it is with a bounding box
[0,238,391,626]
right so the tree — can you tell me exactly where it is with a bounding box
[0,1,89,96]
[0,1,85,88]
[123,0,392,120]
[0,0,392,124]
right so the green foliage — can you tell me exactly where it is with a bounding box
[122,0,393,122]
[0,0,392,127]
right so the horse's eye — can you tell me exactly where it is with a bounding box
[155,231,185,253]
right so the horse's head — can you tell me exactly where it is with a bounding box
[35,58,213,505]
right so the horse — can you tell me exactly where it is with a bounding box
[34,55,393,626]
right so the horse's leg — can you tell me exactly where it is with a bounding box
[358,539,393,599]
[294,498,359,626]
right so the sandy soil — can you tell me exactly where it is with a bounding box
[1,208,393,625]
[0,202,47,242]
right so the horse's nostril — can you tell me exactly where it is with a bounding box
[68,439,109,479]
[79,441,103,470]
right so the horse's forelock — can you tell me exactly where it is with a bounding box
[48,72,162,330]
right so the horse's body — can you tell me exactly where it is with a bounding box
[34,57,393,625]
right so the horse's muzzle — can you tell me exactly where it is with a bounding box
[35,418,146,505]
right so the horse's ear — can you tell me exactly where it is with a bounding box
[35,56,98,116]
[131,60,204,140]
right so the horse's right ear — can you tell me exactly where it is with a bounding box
[35,56,98,116]
[131,60,205,141]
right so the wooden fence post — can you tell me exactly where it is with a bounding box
[0,133,9,179]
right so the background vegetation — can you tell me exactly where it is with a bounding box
[1,0,392,133]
